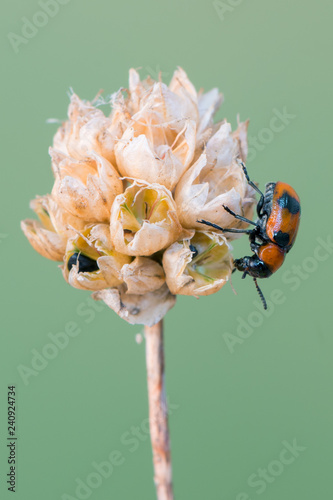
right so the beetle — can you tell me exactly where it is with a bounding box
[197,162,301,309]
[67,252,99,273]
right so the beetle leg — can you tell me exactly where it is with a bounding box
[197,219,254,234]
[250,242,261,253]
[222,204,257,226]
[249,230,264,253]
[238,160,265,216]
[238,161,264,197]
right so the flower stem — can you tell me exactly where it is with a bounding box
[145,320,174,500]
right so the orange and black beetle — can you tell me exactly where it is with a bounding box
[198,162,301,309]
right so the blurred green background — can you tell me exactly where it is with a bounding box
[1,0,332,499]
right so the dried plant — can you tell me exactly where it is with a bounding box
[21,67,255,500]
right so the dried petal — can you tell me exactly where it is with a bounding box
[93,283,176,326]
[115,116,196,191]
[205,121,238,168]
[53,121,71,155]
[128,69,156,115]
[51,149,123,222]
[197,87,223,139]
[232,117,249,163]
[112,68,226,190]
[121,257,165,294]
[21,219,65,261]
[168,67,199,123]
[163,231,233,296]
[21,195,86,261]
[30,195,86,237]
[53,93,125,166]
[110,180,182,255]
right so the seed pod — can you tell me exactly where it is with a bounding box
[21,195,86,261]
[51,149,123,222]
[110,180,182,256]
[63,224,131,291]
[93,283,176,327]
[163,231,233,296]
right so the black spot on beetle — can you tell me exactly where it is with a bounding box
[189,244,198,258]
[67,253,99,273]
[274,231,290,247]
[277,192,300,214]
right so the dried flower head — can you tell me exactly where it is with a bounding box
[21,67,255,325]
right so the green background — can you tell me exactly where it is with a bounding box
[1,0,332,499]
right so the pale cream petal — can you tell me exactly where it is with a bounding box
[128,69,156,114]
[53,93,121,165]
[162,243,194,294]
[92,283,176,326]
[53,121,70,155]
[98,255,129,287]
[169,67,197,98]
[205,121,238,168]
[51,150,123,222]
[21,195,87,262]
[115,129,157,179]
[30,195,86,237]
[115,120,196,191]
[169,67,198,122]
[121,257,165,295]
[142,81,197,126]
[21,220,65,261]
[232,118,249,162]
[129,68,141,94]
[68,115,117,164]
[88,223,114,253]
[197,87,223,138]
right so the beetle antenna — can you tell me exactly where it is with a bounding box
[253,278,267,310]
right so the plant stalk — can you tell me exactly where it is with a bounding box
[145,320,174,500]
